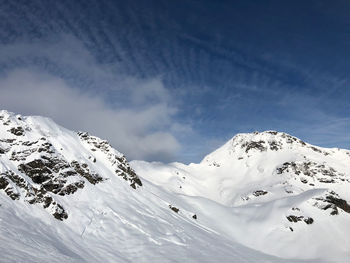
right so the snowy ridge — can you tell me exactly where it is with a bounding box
[1,110,350,262]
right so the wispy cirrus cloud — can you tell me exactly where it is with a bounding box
[1,0,349,163]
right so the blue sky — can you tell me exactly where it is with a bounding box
[0,0,349,163]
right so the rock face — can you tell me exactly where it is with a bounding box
[0,110,142,220]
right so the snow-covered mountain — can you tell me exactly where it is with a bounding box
[132,131,350,262]
[1,110,350,263]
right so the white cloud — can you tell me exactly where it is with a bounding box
[0,69,182,161]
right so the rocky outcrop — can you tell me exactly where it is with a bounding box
[78,132,142,189]
[314,192,350,215]
[169,205,179,213]
[253,190,268,197]
[286,215,314,225]
[242,140,267,153]
[276,161,348,184]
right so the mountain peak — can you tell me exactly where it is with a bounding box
[231,130,306,148]
[202,130,330,166]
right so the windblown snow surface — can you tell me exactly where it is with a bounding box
[1,110,350,263]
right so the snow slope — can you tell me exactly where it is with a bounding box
[132,131,350,262]
[0,110,349,262]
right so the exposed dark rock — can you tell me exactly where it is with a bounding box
[18,163,47,183]
[282,133,298,144]
[5,188,20,200]
[325,195,350,213]
[269,141,280,151]
[37,142,56,154]
[0,177,9,189]
[130,178,143,189]
[169,205,179,213]
[318,178,335,183]
[0,174,21,201]
[115,163,142,189]
[9,127,25,136]
[22,140,38,147]
[287,215,314,225]
[300,178,308,184]
[212,162,220,167]
[279,133,308,147]
[253,190,268,196]
[10,148,37,161]
[18,159,52,184]
[310,146,322,154]
[0,168,71,220]
[0,138,16,144]
[58,182,84,196]
[5,149,107,220]
[71,160,103,185]
[42,180,64,193]
[276,161,343,184]
[77,132,111,154]
[6,172,27,188]
[43,196,53,208]
[266,131,278,135]
[242,140,267,153]
[299,140,306,146]
[286,215,303,223]
[52,204,68,221]
[304,217,314,224]
[315,193,350,215]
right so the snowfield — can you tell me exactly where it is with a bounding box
[1,110,349,262]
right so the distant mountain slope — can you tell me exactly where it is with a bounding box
[132,131,350,262]
[1,110,302,263]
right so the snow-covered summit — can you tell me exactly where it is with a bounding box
[201,130,332,165]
